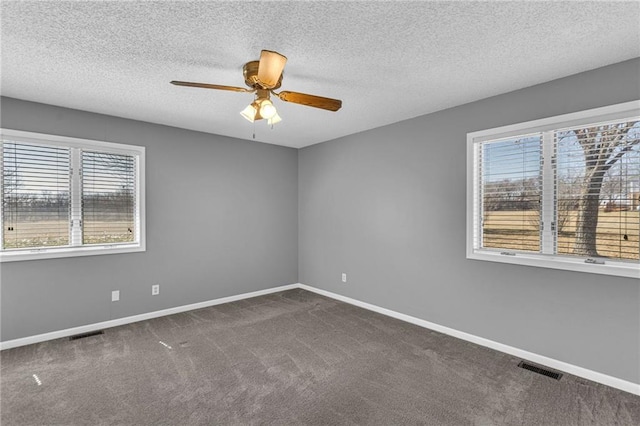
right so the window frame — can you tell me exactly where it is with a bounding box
[466,100,640,278]
[0,129,145,262]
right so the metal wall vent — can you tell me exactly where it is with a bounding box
[69,330,104,341]
[518,361,563,380]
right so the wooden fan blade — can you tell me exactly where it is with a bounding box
[170,81,251,92]
[277,91,342,111]
[257,50,287,89]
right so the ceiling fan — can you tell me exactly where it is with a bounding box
[171,50,342,126]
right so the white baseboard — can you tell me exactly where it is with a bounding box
[297,284,640,396]
[0,283,299,351]
[2,281,638,396]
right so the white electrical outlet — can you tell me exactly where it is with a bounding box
[152,284,160,296]
[111,290,120,302]
[341,273,347,283]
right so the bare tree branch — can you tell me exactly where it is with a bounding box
[603,139,640,171]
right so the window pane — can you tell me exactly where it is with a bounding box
[480,136,542,252]
[556,120,640,261]
[82,151,135,245]
[2,142,70,249]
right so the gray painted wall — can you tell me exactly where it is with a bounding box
[2,59,639,385]
[0,97,298,341]
[298,58,640,384]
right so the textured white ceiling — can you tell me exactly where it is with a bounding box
[2,1,639,148]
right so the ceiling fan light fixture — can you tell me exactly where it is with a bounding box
[259,99,277,119]
[240,103,257,122]
[173,49,342,130]
[267,112,282,126]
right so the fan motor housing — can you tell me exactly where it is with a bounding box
[243,60,282,90]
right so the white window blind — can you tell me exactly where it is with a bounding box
[479,135,542,253]
[2,142,70,249]
[0,129,145,261]
[556,121,640,261]
[467,101,640,278]
[82,151,136,245]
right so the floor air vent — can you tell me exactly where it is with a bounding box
[518,361,563,380]
[69,330,104,341]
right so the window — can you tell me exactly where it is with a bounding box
[467,101,639,278]
[1,129,145,261]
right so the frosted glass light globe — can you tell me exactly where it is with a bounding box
[259,100,277,119]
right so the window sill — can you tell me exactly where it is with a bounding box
[0,243,145,262]
[467,250,639,279]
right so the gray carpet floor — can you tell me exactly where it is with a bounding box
[1,288,639,425]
